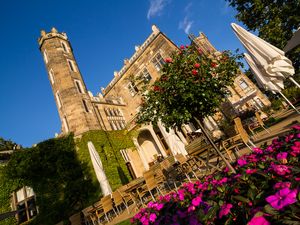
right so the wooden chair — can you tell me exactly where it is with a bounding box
[137,170,165,205]
[248,112,270,138]
[175,154,200,182]
[112,188,131,214]
[221,117,256,161]
[100,195,117,222]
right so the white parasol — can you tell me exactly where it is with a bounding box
[231,23,299,89]
[88,141,112,196]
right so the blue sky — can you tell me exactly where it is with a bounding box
[0,0,245,147]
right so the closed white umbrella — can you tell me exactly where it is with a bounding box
[231,23,299,89]
[157,121,188,156]
[87,141,112,196]
[244,53,300,113]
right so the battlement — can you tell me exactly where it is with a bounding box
[38,27,68,48]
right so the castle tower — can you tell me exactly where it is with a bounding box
[38,28,101,136]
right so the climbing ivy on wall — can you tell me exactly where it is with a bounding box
[0,130,135,225]
[76,130,136,192]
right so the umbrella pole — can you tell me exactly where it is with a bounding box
[289,77,300,89]
[278,91,300,114]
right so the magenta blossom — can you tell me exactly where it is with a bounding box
[274,182,291,189]
[248,215,270,225]
[149,213,157,222]
[266,188,298,210]
[253,147,263,154]
[246,169,257,174]
[192,196,202,207]
[237,158,248,167]
[291,141,300,156]
[272,164,291,176]
[292,124,300,130]
[219,203,233,218]
[276,152,288,160]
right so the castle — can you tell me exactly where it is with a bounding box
[38,25,270,178]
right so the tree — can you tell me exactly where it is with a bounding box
[137,45,242,172]
[226,0,300,72]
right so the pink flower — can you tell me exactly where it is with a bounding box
[149,213,157,223]
[177,189,185,201]
[219,203,233,218]
[272,164,291,176]
[253,147,263,154]
[180,45,185,49]
[192,69,198,75]
[246,169,257,174]
[291,124,300,130]
[291,141,300,156]
[165,57,173,63]
[192,196,202,207]
[194,63,200,68]
[285,134,294,143]
[274,182,291,189]
[237,158,248,167]
[248,215,270,225]
[276,152,288,160]
[266,188,298,210]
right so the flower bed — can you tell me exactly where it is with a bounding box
[131,126,300,225]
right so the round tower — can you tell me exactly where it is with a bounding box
[38,27,101,136]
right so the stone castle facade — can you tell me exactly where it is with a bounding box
[38,25,270,177]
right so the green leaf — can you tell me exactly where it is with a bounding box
[232,195,250,203]
[264,204,279,215]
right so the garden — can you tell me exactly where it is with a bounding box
[131,126,300,225]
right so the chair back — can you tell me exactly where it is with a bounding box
[112,189,124,207]
[255,112,264,126]
[174,154,187,164]
[233,117,250,143]
[101,195,114,214]
[143,170,158,191]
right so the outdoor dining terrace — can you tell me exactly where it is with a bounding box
[78,108,300,225]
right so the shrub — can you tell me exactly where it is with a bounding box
[132,127,300,225]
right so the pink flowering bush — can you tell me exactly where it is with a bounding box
[131,126,300,225]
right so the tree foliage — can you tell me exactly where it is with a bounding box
[137,45,242,129]
[226,0,300,72]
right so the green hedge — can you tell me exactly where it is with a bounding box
[76,130,136,195]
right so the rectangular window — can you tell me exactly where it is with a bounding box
[67,59,76,72]
[75,80,84,93]
[82,100,89,112]
[152,53,165,71]
[49,69,54,84]
[55,91,62,108]
[43,50,48,64]
[127,82,139,96]
[140,68,152,82]
[63,117,69,133]
[61,41,68,53]
[239,79,251,93]
[120,149,130,162]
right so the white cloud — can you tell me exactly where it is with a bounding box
[179,16,194,34]
[147,0,170,19]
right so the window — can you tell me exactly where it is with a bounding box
[120,149,130,162]
[49,69,54,84]
[43,50,48,64]
[75,80,84,93]
[67,59,76,72]
[63,117,69,133]
[61,41,69,53]
[152,53,165,71]
[239,79,251,92]
[12,187,38,223]
[110,121,117,130]
[82,100,89,112]
[127,81,139,96]
[254,97,265,108]
[140,68,152,82]
[55,91,62,108]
